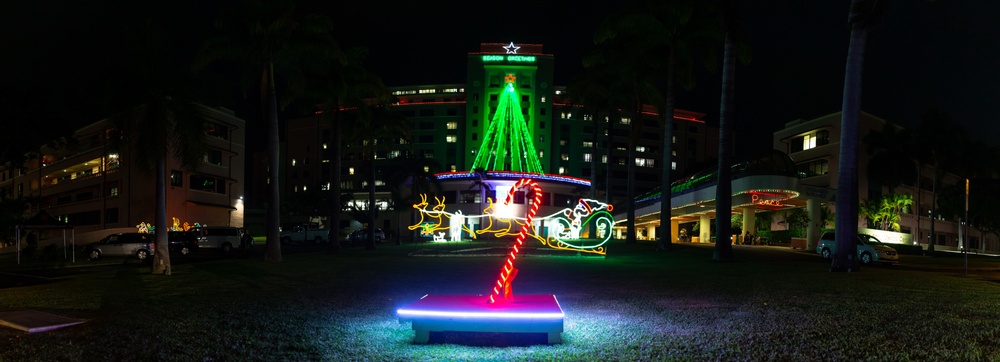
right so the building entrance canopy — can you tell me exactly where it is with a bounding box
[620,150,806,225]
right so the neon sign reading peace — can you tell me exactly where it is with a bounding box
[751,194,785,207]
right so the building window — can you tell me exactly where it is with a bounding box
[446,135,457,143]
[794,130,830,152]
[190,174,225,194]
[447,122,458,129]
[797,159,830,178]
[291,158,297,167]
[348,167,355,175]
[205,122,229,140]
[170,170,183,187]
[561,153,569,161]
[109,186,119,196]
[558,166,566,174]
[204,149,223,166]
[583,153,592,162]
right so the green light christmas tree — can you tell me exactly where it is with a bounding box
[471,74,544,173]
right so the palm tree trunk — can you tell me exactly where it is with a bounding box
[915,165,922,248]
[625,99,639,244]
[928,166,938,252]
[151,156,171,275]
[832,0,868,272]
[606,115,614,206]
[367,150,377,250]
[713,32,736,263]
[590,111,600,239]
[328,104,342,254]
[265,64,283,262]
[659,48,676,251]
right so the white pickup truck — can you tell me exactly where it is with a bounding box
[279,225,330,244]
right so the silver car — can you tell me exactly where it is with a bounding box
[84,233,155,261]
[191,226,241,252]
[817,232,899,265]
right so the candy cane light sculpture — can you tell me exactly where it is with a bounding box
[488,178,542,304]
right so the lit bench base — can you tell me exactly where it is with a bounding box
[397,294,564,344]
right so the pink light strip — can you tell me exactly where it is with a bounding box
[488,178,542,304]
[396,309,565,320]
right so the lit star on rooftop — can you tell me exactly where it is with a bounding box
[503,42,520,54]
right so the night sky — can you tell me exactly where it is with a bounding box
[4,0,999,154]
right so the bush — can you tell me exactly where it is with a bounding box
[760,229,806,244]
[891,244,925,255]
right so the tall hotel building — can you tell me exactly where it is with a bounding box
[277,42,718,233]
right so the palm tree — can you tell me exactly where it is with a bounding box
[349,103,411,250]
[913,109,966,252]
[109,19,209,275]
[713,0,751,263]
[832,0,884,272]
[195,0,341,262]
[584,35,664,245]
[593,0,714,249]
[306,46,388,252]
[565,60,627,237]
[385,155,442,244]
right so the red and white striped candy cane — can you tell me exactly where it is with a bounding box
[488,178,542,304]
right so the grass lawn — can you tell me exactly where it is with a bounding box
[2,240,999,361]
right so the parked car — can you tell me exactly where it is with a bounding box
[280,224,329,244]
[190,226,241,252]
[168,231,199,255]
[816,231,899,265]
[348,228,385,245]
[83,232,155,261]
